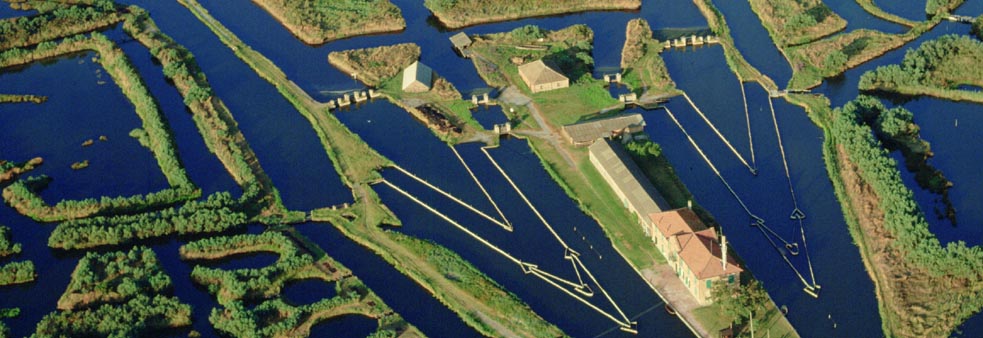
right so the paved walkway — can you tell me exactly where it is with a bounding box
[641,264,713,338]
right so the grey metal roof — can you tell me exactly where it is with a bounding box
[449,32,472,48]
[589,138,670,216]
[563,113,645,144]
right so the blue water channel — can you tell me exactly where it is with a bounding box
[2,0,983,336]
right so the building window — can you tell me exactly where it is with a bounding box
[728,274,735,284]
[706,280,711,289]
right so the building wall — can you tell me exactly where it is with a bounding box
[588,151,650,237]
[530,79,569,93]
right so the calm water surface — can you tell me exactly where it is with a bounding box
[3,0,983,336]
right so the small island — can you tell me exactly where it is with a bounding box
[860,34,983,103]
[252,0,406,44]
[33,247,191,337]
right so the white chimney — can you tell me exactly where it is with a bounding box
[687,200,692,210]
[721,235,727,270]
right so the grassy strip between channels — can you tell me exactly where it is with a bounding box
[423,0,640,29]
[250,0,405,45]
[853,0,920,27]
[691,0,778,90]
[179,0,561,336]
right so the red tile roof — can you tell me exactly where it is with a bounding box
[650,208,743,280]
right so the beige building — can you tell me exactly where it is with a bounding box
[517,60,569,93]
[650,208,742,305]
[562,114,646,147]
[402,61,433,93]
[588,139,669,237]
[589,138,742,306]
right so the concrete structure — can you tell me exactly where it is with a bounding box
[402,61,433,93]
[649,208,742,305]
[517,60,569,93]
[449,32,473,56]
[562,113,646,147]
[588,138,670,236]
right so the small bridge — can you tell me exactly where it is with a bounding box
[946,15,974,23]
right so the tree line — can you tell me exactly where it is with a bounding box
[48,191,247,250]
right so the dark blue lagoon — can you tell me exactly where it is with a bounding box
[656,44,882,336]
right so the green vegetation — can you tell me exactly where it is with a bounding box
[185,231,423,338]
[974,15,983,40]
[0,94,46,104]
[69,160,89,170]
[3,175,199,223]
[0,226,21,258]
[926,0,964,15]
[785,22,938,89]
[0,261,35,286]
[0,224,34,287]
[469,24,622,123]
[48,192,247,250]
[620,19,678,98]
[178,0,389,187]
[860,34,983,103]
[424,0,640,29]
[57,247,171,310]
[749,0,846,47]
[623,140,715,224]
[34,294,190,337]
[853,0,919,27]
[0,157,42,184]
[33,247,190,337]
[0,308,18,338]
[182,231,337,304]
[710,280,769,330]
[252,0,405,45]
[327,43,420,86]
[122,8,288,217]
[0,1,121,50]
[791,92,983,337]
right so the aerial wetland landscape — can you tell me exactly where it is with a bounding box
[1,0,982,337]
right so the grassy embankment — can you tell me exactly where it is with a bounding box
[33,247,192,337]
[620,18,680,99]
[0,225,35,287]
[0,15,204,222]
[853,0,919,27]
[691,0,778,89]
[785,90,983,337]
[749,0,846,47]
[0,94,46,104]
[182,231,423,338]
[424,0,640,29]
[251,0,405,45]
[327,43,484,143]
[179,0,563,336]
[860,34,983,103]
